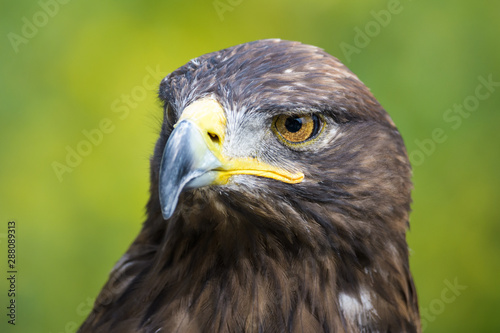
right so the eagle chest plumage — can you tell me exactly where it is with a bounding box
[79,39,420,333]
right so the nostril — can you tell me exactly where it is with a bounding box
[208,132,220,145]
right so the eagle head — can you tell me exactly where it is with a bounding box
[80,39,420,333]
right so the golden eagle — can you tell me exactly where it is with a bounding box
[78,39,420,332]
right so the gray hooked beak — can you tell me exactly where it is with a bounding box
[159,120,221,219]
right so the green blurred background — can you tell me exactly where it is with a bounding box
[1,0,499,332]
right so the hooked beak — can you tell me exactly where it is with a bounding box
[159,98,304,219]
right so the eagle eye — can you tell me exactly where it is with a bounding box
[165,102,177,125]
[272,114,323,145]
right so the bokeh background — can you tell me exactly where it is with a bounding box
[1,0,499,332]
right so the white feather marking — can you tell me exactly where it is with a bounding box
[338,287,377,326]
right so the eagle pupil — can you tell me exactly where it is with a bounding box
[285,116,302,133]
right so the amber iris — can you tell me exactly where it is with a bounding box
[274,114,321,143]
